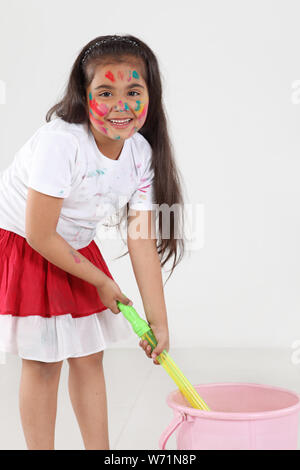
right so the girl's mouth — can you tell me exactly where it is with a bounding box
[107,118,133,129]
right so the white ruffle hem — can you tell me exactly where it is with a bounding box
[0,308,135,362]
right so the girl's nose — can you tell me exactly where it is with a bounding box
[114,101,130,112]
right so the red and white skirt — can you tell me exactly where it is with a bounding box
[0,228,134,362]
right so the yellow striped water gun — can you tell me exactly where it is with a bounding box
[117,300,210,411]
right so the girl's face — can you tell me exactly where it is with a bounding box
[86,61,149,142]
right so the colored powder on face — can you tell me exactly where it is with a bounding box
[89,97,109,118]
[116,100,128,112]
[128,70,132,82]
[105,70,115,82]
[135,100,141,112]
[137,103,148,120]
[89,107,104,124]
[117,70,124,80]
[114,135,121,140]
[89,113,108,134]
[132,70,139,79]
[128,126,138,138]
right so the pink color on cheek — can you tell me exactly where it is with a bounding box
[89,109,104,124]
[89,98,109,118]
[89,113,108,134]
[138,103,148,122]
[105,70,115,82]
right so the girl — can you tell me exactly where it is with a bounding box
[0,34,185,450]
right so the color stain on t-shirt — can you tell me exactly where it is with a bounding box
[138,184,151,193]
[87,168,107,177]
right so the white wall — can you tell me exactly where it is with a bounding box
[0,0,299,348]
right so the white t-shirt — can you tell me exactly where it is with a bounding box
[0,118,155,249]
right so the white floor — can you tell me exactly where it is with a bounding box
[0,348,300,450]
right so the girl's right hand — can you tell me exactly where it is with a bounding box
[96,276,133,314]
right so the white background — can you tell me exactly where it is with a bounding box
[0,0,299,349]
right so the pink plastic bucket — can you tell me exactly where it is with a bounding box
[159,383,300,450]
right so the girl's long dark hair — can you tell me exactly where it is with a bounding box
[46,34,185,283]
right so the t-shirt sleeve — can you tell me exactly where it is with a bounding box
[129,146,155,211]
[28,131,78,198]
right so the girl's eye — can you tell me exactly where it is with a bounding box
[98,91,140,98]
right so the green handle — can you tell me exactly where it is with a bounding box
[116,300,151,338]
[117,296,166,357]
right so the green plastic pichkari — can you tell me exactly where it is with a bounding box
[116,299,210,411]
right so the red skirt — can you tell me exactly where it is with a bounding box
[0,228,114,318]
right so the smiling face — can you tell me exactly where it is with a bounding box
[86,59,149,145]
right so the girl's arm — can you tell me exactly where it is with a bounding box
[25,188,132,313]
[26,188,108,287]
[127,209,169,362]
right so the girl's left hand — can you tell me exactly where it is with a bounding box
[139,323,169,365]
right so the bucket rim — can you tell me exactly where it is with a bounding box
[166,382,300,421]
